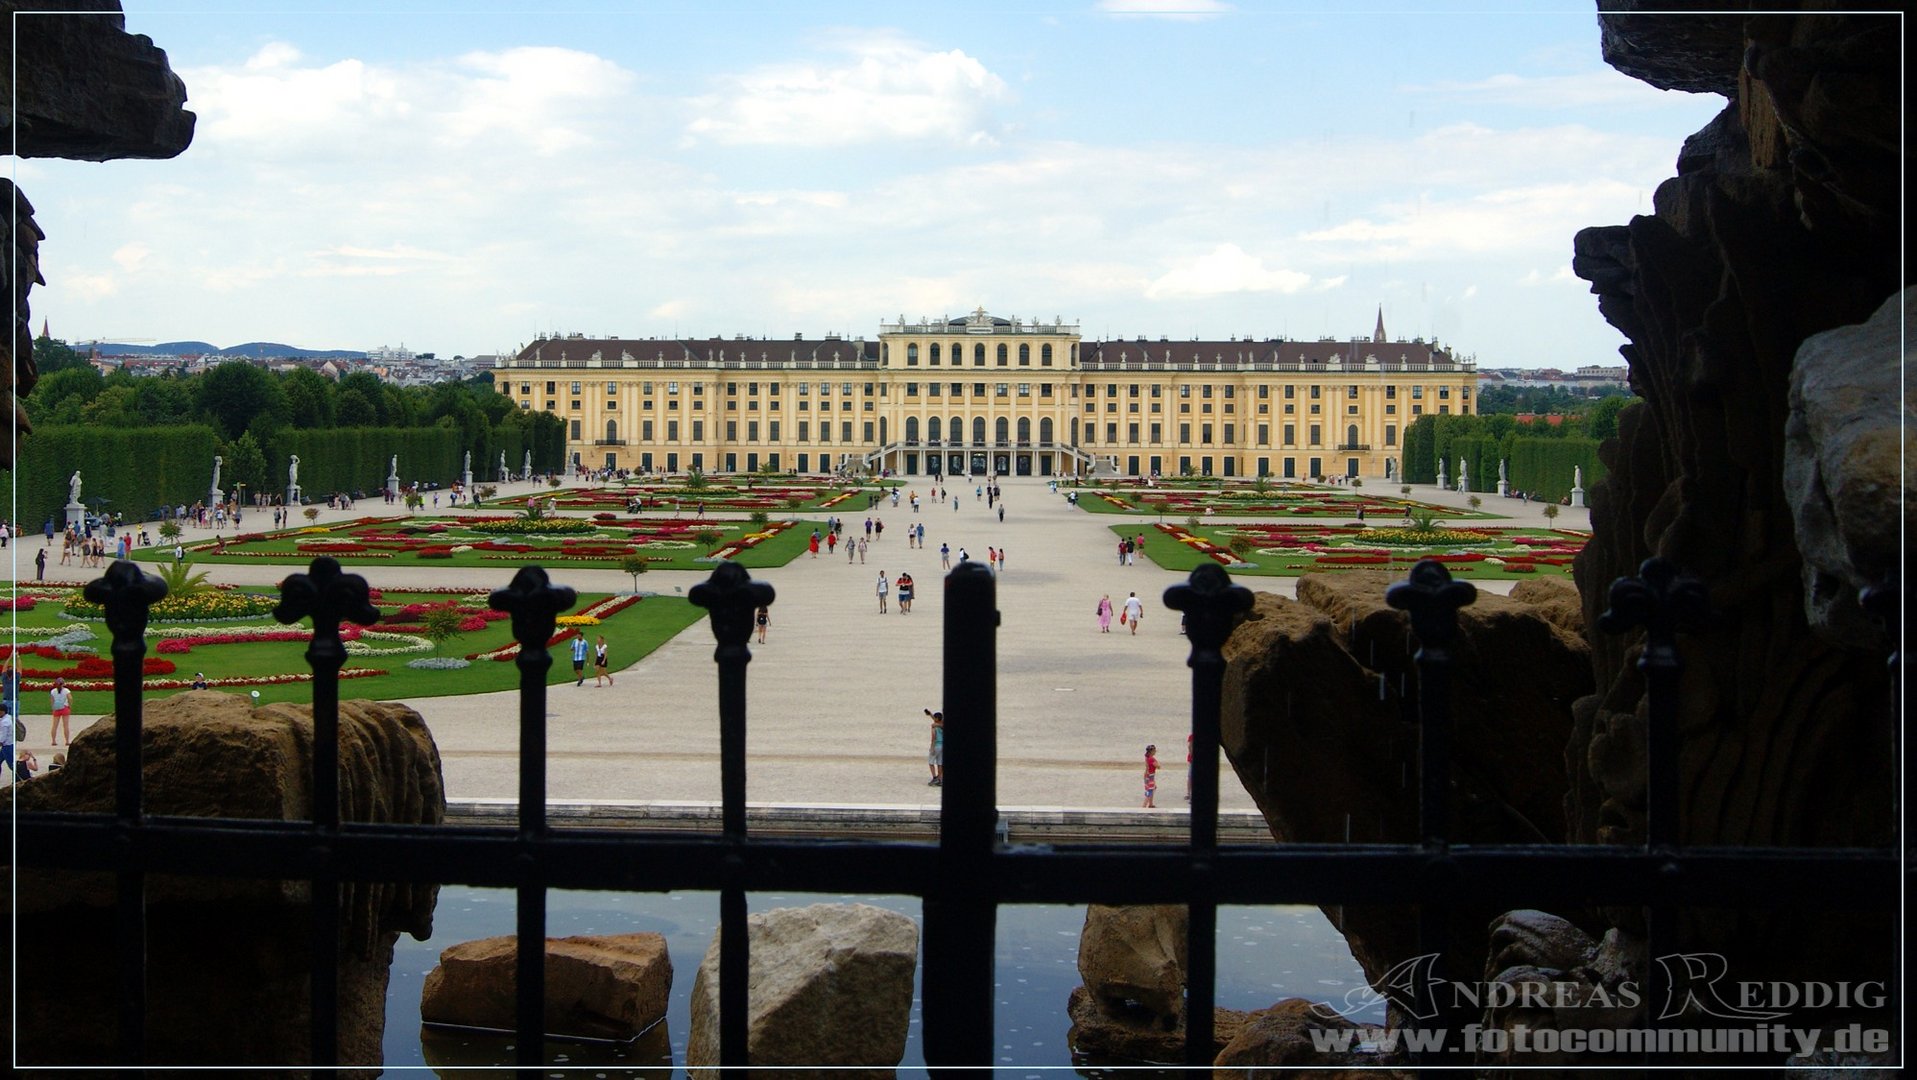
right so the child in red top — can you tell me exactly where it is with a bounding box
[1142,744,1159,808]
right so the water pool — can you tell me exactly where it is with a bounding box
[384,886,1381,1074]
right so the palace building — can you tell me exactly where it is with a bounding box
[496,307,1476,480]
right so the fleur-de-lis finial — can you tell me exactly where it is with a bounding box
[84,559,169,641]
[690,560,776,654]
[274,556,379,633]
[1163,563,1254,658]
[489,565,578,649]
[1386,558,1477,651]
[1598,557,1707,669]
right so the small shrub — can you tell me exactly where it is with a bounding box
[421,606,465,646]
[1467,495,1482,511]
[618,553,651,593]
[158,520,182,541]
[1400,485,1412,496]
[1542,504,1561,522]
[693,528,724,554]
[303,507,320,525]
[749,509,770,531]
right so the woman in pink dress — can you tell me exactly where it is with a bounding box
[1097,595,1113,633]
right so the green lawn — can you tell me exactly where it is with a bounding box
[1114,522,1585,579]
[6,586,708,712]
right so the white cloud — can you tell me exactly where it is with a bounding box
[1145,244,1314,298]
[1097,0,1233,18]
[244,41,302,70]
[111,243,152,272]
[63,273,119,300]
[1410,70,1706,109]
[1299,179,1646,262]
[649,300,690,319]
[686,34,1008,146]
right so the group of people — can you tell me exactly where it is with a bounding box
[568,634,615,687]
[877,571,916,614]
[1095,592,1146,635]
[1116,533,1147,565]
[1140,735,1193,808]
[2,665,72,785]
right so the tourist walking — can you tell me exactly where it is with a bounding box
[593,635,613,687]
[848,535,858,563]
[897,572,914,614]
[570,634,589,686]
[858,536,868,563]
[952,495,959,512]
[997,504,1005,523]
[755,605,770,644]
[48,676,73,746]
[1097,594,1113,633]
[877,571,889,613]
[827,531,838,555]
[940,542,951,569]
[808,531,820,558]
[1142,744,1159,808]
[1122,592,1144,635]
[925,709,944,786]
[34,546,46,581]
[1,702,15,782]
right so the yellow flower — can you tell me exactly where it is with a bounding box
[556,615,602,627]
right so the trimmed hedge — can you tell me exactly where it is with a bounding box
[3,425,221,529]
[1510,438,1604,503]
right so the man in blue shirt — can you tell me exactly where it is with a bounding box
[570,634,589,686]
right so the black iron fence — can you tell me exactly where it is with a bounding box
[12,555,1904,1068]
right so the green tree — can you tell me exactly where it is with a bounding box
[26,365,104,420]
[693,527,724,555]
[31,335,89,376]
[336,371,388,422]
[223,430,269,501]
[335,387,379,427]
[618,553,651,594]
[1583,395,1631,441]
[196,361,287,441]
[282,367,338,428]
[81,384,141,428]
[134,376,197,425]
[421,606,465,649]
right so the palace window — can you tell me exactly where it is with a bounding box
[692,421,704,441]
[1309,424,1321,445]
[906,383,920,396]
[1018,343,1030,366]
[907,344,919,366]
[997,344,1009,366]
[726,421,738,440]
[1128,423,1140,444]
[974,344,986,366]
[1385,424,1397,446]
[798,421,809,442]
[643,420,654,440]
[1017,384,1031,397]
[570,420,581,439]
[1283,423,1295,445]
[1041,344,1053,366]
[1348,385,1359,399]
[571,382,582,394]
[1257,424,1268,445]
[668,421,680,440]
[1202,424,1213,444]
[996,384,1009,397]
[1150,423,1162,442]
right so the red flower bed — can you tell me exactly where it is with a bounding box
[297,542,368,554]
[1315,555,1390,565]
[0,597,35,611]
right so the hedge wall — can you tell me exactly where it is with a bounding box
[1509,438,1605,503]
[3,425,221,529]
[264,427,464,499]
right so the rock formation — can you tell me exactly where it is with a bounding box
[420,933,672,1041]
[1212,999,1408,1079]
[684,903,918,1072]
[1218,572,1591,985]
[0,2,194,468]
[0,691,445,1067]
[1456,4,1905,1065]
[1565,0,1899,969]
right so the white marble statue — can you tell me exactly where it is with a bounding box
[523,450,533,479]
[288,454,300,487]
[68,471,82,505]
[389,455,399,477]
[210,455,223,494]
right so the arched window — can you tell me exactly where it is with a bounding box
[606,419,618,442]
[906,343,919,366]
[1347,424,1359,448]
[1041,344,1053,366]
[1018,343,1030,365]
[996,344,1009,366]
[972,416,986,444]
[929,343,940,366]
[950,415,963,444]
[1017,417,1031,443]
[1040,418,1054,444]
[1071,417,1080,444]
[974,344,986,366]
[906,417,920,442]
[996,417,1010,444]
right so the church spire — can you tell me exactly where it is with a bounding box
[39,317,49,340]
[1373,306,1386,344]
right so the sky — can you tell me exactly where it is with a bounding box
[11,0,1729,367]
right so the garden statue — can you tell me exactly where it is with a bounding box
[68,471,82,505]
[499,451,509,483]
[209,455,223,502]
[288,455,299,487]
[523,450,533,480]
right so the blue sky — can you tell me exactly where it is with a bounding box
[13,1,1727,366]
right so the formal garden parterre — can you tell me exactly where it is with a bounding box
[1073,480,1503,520]
[1112,521,1587,578]
[4,581,704,711]
[133,514,821,569]
[477,476,898,514]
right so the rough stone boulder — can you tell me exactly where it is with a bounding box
[1065,985,1250,1065]
[1212,998,1408,1078]
[685,902,918,1070]
[1473,910,1644,1068]
[420,933,672,1040]
[1784,286,1912,651]
[1,691,445,1067]
[1219,572,1590,986]
[1078,903,1188,1020]
[1066,904,1258,1063]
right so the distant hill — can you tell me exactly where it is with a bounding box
[93,340,368,360]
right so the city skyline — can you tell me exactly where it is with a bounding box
[14,1,1725,367]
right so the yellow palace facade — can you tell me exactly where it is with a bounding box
[496,308,1476,481]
